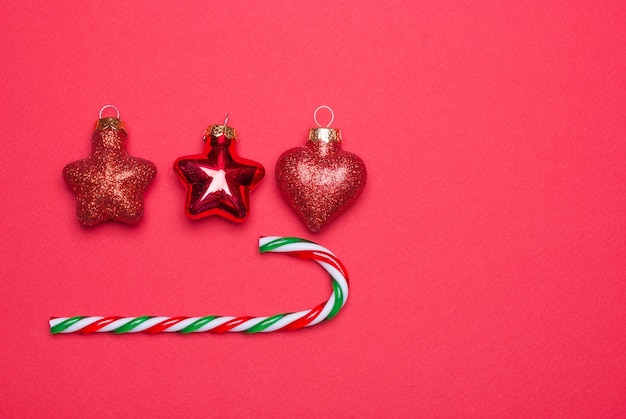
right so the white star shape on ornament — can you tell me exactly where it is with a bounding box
[199,167,232,201]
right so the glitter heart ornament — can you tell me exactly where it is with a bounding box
[275,107,366,232]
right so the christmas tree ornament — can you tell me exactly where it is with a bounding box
[174,115,265,221]
[50,236,349,334]
[62,105,157,226]
[276,106,367,232]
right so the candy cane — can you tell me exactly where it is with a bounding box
[50,236,349,334]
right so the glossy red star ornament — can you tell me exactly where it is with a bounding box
[63,108,156,226]
[173,120,265,222]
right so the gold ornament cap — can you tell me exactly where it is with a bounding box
[204,124,237,141]
[309,106,341,143]
[308,127,341,143]
[95,105,125,131]
[95,117,125,131]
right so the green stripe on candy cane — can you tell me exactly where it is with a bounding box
[49,236,350,334]
[113,316,153,334]
[258,236,314,252]
[50,316,85,334]
[179,316,218,334]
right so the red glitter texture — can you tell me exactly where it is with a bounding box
[62,123,156,226]
[276,134,366,232]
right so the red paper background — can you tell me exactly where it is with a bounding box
[1,1,625,417]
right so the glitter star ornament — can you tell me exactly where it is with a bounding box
[276,106,366,232]
[173,116,265,221]
[63,105,157,226]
